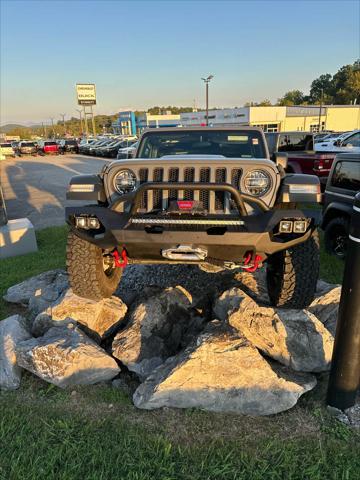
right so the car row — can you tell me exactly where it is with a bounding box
[78,136,138,158]
[0,139,81,156]
[315,130,360,153]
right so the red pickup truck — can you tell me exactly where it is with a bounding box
[37,140,59,155]
[265,132,335,188]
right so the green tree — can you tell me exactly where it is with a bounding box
[309,73,333,103]
[277,90,305,106]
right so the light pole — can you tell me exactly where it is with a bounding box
[318,88,324,132]
[60,113,66,135]
[76,109,84,136]
[50,118,55,138]
[201,75,214,126]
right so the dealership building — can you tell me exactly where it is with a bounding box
[180,105,360,133]
[113,105,359,135]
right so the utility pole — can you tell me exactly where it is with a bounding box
[201,75,214,126]
[42,122,47,138]
[60,113,66,135]
[318,88,324,132]
[76,109,84,136]
[50,118,55,138]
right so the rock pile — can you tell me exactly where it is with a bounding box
[1,266,342,416]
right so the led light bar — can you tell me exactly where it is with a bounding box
[69,184,95,193]
[131,218,245,226]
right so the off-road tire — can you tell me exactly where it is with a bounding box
[266,230,320,308]
[66,231,122,301]
[324,216,349,259]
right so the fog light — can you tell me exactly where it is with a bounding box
[88,217,100,229]
[75,216,100,230]
[293,220,307,233]
[76,217,88,229]
[279,220,293,233]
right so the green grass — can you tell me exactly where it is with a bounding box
[0,379,359,480]
[0,226,354,479]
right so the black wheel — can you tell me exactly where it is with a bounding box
[266,230,320,308]
[324,217,349,259]
[66,231,122,301]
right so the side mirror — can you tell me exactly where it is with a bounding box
[274,152,288,170]
[334,139,341,146]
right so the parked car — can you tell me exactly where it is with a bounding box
[37,140,59,155]
[0,143,15,157]
[315,131,359,153]
[94,139,121,157]
[79,138,98,154]
[88,139,114,156]
[59,139,79,154]
[99,139,138,158]
[322,153,360,258]
[116,141,139,159]
[66,126,322,309]
[17,141,37,156]
[265,131,335,188]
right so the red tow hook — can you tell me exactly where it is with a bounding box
[242,252,263,272]
[112,247,128,268]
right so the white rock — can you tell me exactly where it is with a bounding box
[112,287,192,380]
[308,286,341,336]
[228,290,334,372]
[3,270,68,316]
[16,324,120,388]
[0,315,31,390]
[133,323,316,415]
[32,289,127,340]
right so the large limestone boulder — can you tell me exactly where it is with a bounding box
[228,290,334,372]
[0,315,31,390]
[3,270,68,316]
[112,287,193,380]
[32,290,127,341]
[213,287,248,321]
[16,324,120,388]
[308,286,341,336]
[133,322,316,415]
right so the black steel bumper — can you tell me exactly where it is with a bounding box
[66,181,321,263]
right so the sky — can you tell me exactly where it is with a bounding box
[0,0,359,125]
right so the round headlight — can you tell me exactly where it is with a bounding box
[243,170,271,197]
[113,169,137,195]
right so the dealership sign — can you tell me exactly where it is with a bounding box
[76,84,96,105]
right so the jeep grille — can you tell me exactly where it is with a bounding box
[136,166,242,214]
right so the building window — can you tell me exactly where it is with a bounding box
[253,123,279,133]
[310,122,325,133]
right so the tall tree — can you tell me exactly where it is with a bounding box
[277,90,305,106]
[309,73,333,102]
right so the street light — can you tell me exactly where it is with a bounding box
[201,75,214,126]
[76,109,84,135]
[318,89,324,132]
[50,118,55,138]
[60,113,66,135]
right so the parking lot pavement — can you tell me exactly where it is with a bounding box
[0,154,109,229]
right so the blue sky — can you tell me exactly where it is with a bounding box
[1,0,359,124]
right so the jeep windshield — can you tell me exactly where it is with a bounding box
[137,130,266,158]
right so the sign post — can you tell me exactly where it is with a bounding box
[76,84,97,138]
[327,192,360,410]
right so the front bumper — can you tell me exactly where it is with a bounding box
[66,204,321,263]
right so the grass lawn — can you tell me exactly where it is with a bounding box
[1,226,357,480]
